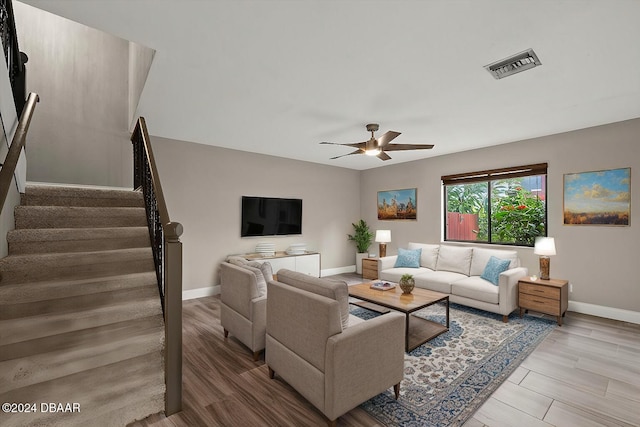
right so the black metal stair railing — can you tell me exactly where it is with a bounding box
[1,0,29,117]
[131,117,183,416]
[132,132,165,304]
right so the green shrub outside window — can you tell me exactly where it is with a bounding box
[443,164,547,247]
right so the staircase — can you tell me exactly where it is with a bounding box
[0,185,165,427]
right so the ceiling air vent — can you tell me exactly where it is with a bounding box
[484,48,541,79]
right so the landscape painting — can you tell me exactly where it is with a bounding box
[378,188,417,220]
[563,167,630,226]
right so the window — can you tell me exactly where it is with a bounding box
[442,163,547,247]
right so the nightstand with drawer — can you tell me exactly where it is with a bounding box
[362,258,379,280]
[518,277,569,326]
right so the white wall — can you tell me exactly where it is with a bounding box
[0,42,21,259]
[360,118,640,317]
[14,2,132,187]
[150,136,361,294]
[128,41,155,128]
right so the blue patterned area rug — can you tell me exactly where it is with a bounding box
[351,303,556,426]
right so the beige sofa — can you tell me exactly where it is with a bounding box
[379,243,528,322]
[266,269,405,427]
[219,260,269,360]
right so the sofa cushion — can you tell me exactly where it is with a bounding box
[276,269,350,330]
[394,247,422,268]
[408,242,440,270]
[470,248,519,276]
[480,256,511,286]
[436,245,473,275]
[451,276,500,304]
[380,267,433,284]
[415,270,467,294]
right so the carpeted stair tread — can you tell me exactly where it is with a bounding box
[7,227,151,254]
[0,247,155,284]
[0,272,157,305]
[0,314,164,362]
[0,353,165,427]
[0,281,159,320]
[0,295,163,346]
[96,393,165,427]
[22,185,144,208]
[0,316,163,394]
[14,206,147,229]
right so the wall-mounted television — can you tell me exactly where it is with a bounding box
[241,196,302,237]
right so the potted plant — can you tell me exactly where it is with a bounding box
[348,219,374,274]
[399,273,415,294]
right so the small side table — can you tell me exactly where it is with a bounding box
[518,277,569,326]
[362,258,379,280]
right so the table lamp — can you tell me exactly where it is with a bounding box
[375,230,391,258]
[534,237,556,280]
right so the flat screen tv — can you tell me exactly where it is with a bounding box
[241,196,302,237]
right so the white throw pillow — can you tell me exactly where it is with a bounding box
[408,242,440,270]
[436,245,473,275]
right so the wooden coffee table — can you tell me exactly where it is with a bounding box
[348,282,449,352]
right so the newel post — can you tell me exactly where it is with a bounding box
[164,221,183,415]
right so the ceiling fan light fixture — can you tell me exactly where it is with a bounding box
[365,138,380,155]
[320,122,433,161]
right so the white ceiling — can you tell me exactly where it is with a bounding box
[19,0,640,170]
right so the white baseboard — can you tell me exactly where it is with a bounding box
[183,285,220,300]
[569,301,640,325]
[320,265,356,277]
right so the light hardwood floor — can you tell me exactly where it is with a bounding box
[132,274,640,427]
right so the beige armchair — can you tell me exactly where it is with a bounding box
[266,270,405,426]
[220,261,267,360]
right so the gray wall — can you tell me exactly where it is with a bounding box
[150,136,361,292]
[360,118,640,314]
[14,2,140,187]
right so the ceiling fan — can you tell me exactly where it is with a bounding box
[320,123,434,161]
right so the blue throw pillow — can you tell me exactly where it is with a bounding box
[480,256,511,286]
[394,248,422,268]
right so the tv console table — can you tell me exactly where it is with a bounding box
[239,251,320,277]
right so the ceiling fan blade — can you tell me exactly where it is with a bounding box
[383,143,434,151]
[320,141,367,149]
[377,151,392,161]
[377,131,401,148]
[330,149,363,160]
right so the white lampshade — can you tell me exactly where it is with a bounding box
[534,237,556,256]
[375,229,391,243]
